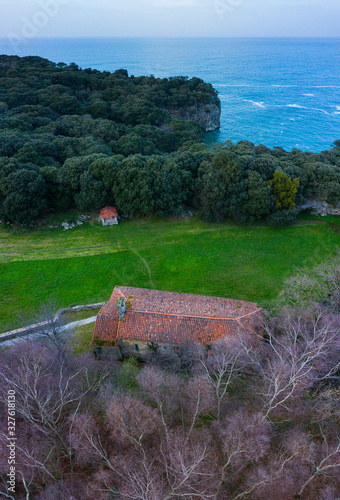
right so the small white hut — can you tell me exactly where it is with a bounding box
[100,206,118,226]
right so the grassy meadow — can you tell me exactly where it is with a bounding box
[0,213,339,332]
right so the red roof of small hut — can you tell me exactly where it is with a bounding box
[100,206,118,219]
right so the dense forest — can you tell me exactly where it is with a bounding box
[0,55,339,226]
[0,256,339,499]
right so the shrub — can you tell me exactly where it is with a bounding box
[266,208,299,227]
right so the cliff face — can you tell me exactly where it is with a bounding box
[167,102,221,132]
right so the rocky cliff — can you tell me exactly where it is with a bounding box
[299,200,340,216]
[167,101,221,132]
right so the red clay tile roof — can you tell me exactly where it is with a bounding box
[116,286,259,319]
[93,286,263,346]
[100,206,118,219]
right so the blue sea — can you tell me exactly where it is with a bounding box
[0,37,339,152]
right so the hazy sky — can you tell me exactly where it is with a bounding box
[2,0,340,38]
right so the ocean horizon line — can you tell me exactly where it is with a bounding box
[1,36,340,41]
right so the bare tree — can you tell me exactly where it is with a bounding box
[137,366,182,434]
[236,452,301,500]
[137,367,218,498]
[16,299,64,342]
[0,345,88,440]
[310,387,340,427]
[107,393,162,447]
[257,310,340,419]
[0,491,15,499]
[30,299,70,360]
[70,397,164,499]
[137,366,215,437]
[0,341,108,495]
[179,375,215,441]
[160,429,218,499]
[70,368,219,499]
[295,431,340,499]
[194,337,253,419]
[212,411,271,494]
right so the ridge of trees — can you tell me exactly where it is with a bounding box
[0,56,339,225]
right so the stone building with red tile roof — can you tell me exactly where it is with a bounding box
[100,206,118,226]
[93,286,263,360]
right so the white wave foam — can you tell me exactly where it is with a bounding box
[217,84,254,87]
[313,108,331,115]
[286,106,335,116]
[303,93,315,97]
[287,104,307,109]
[244,99,266,108]
[287,106,331,115]
[271,85,340,89]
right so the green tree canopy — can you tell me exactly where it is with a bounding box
[1,169,47,224]
[243,171,275,220]
[74,171,107,211]
[268,170,300,210]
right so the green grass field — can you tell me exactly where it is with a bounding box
[0,214,339,332]
[69,322,96,355]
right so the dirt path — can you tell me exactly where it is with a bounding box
[0,316,97,349]
[129,247,155,289]
[62,316,97,331]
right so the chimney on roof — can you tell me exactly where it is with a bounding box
[117,297,127,320]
